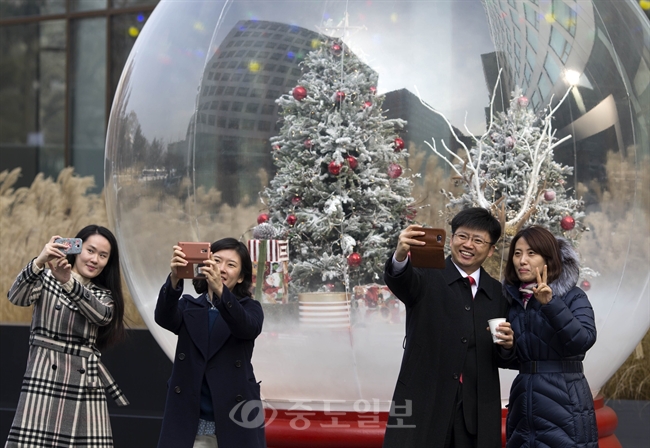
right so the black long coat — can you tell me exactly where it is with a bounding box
[383,256,513,448]
[154,276,266,448]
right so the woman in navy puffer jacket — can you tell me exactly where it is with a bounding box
[503,226,598,448]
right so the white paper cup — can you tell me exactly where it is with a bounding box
[488,318,507,343]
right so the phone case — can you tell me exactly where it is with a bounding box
[409,228,446,269]
[55,238,83,255]
[177,242,211,279]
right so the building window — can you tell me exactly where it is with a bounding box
[264,64,276,72]
[208,115,215,126]
[249,89,262,98]
[243,74,255,82]
[553,0,577,36]
[271,77,284,86]
[549,27,571,63]
[258,121,271,131]
[228,119,240,129]
[526,25,538,52]
[538,72,553,99]
[246,103,259,113]
[266,90,279,99]
[220,102,230,111]
[224,86,236,95]
[231,73,242,82]
[217,117,227,128]
[531,90,541,110]
[210,101,218,109]
[525,47,536,70]
[543,53,562,83]
[216,86,225,95]
[236,87,249,96]
[261,104,275,114]
[524,63,533,82]
[270,52,282,60]
[242,119,256,130]
[232,102,244,112]
[524,3,539,29]
[277,65,289,73]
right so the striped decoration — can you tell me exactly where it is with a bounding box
[247,239,289,262]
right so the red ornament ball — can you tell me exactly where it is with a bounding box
[291,196,302,206]
[362,101,372,109]
[346,155,358,170]
[505,136,515,148]
[335,91,346,103]
[518,96,529,107]
[560,215,575,230]
[393,138,405,152]
[292,86,307,101]
[328,161,342,176]
[286,214,297,226]
[304,139,313,148]
[347,253,362,267]
[330,43,342,56]
[369,86,377,94]
[272,144,281,151]
[580,280,591,291]
[325,283,336,292]
[544,189,556,201]
[388,163,403,179]
[257,213,269,224]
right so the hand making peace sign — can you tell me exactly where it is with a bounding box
[532,265,553,305]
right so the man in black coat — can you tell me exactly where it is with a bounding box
[383,208,515,448]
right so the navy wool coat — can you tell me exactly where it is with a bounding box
[383,256,514,448]
[155,275,266,448]
[504,239,598,448]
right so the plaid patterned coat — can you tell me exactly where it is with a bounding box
[5,260,128,448]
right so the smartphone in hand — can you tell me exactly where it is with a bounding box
[55,238,83,255]
[410,227,446,269]
[176,242,211,279]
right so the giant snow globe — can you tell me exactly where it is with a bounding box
[105,0,649,445]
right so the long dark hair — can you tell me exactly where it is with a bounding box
[67,225,126,349]
[504,225,563,286]
[193,237,253,298]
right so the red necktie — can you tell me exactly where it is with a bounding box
[468,276,476,298]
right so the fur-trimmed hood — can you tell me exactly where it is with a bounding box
[551,237,580,297]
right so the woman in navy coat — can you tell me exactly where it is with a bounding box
[155,237,266,448]
[503,226,597,448]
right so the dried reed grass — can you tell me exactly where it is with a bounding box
[0,168,145,328]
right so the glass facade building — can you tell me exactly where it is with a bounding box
[0,0,159,191]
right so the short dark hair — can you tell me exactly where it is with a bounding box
[193,237,253,298]
[504,225,562,285]
[67,225,126,349]
[451,207,501,245]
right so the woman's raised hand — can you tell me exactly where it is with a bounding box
[170,245,187,287]
[532,265,553,305]
[200,259,223,301]
[49,257,72,284]
[34,236,67,270]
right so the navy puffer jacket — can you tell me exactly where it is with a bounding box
[504,238,598,448]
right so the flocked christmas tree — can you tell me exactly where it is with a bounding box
[422,80,596,281]
[260,38,414,294]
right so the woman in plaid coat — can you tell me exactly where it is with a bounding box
[5,225,128,448]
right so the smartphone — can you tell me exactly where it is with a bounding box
[55,238,83,255]
[409,227,446,269]
[176,242,211,279]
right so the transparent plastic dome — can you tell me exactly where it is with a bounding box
[105,0,650,409]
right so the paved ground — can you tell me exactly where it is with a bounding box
[607,399,650,448]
